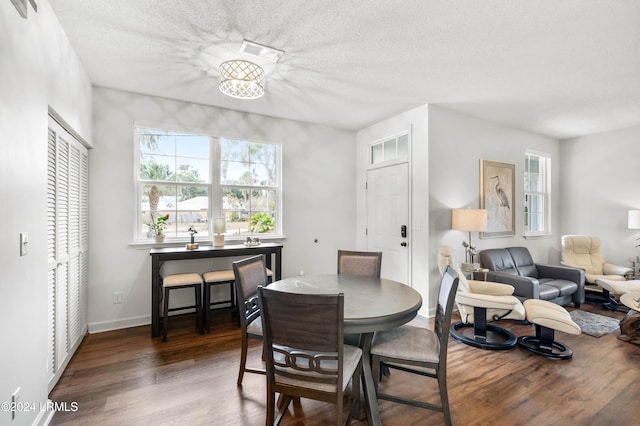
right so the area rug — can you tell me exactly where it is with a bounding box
[569,310,620,337]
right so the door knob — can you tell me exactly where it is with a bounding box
[401,242,407,247]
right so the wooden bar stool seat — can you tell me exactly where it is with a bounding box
[162,273,203,342]
[203,269,236,333]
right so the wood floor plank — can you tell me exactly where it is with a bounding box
[49,304,640,425]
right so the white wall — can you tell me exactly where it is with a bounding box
[428,106,561,309]
[560,124,640,266]
[0,1,92,424]
[89,87,356,331]
[356,105,430,313]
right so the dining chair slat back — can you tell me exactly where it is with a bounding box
[257,287,362,426]
[337,249,382,277]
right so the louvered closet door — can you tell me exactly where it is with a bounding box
[47,116,89,392]
[46,128,57,385]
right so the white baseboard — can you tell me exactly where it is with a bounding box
[32,401,54,426]
[88,315,150,333]
[419,306,435,318]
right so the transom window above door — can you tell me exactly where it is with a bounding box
[370,133,409,165]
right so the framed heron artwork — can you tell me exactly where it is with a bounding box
[480,159,515,238]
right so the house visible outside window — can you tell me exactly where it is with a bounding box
[136,128,281,241]
[524,151,550,236]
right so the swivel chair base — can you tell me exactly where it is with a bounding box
[517,327,573,360]
[517,300,578,361]
[517,335,572,360]
[600,289,629,313]
[585,285,629,313]
[450,322,518,350]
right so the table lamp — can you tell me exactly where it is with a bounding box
[213,218,226,247]
[629,210,640,230]
[452,208,488,271]
[629,210,640,257]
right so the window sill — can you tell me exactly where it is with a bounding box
[523,233,552,240]
[129,235,285,249]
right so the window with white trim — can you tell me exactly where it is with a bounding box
[524,151,550,236]
[135,128,281,241]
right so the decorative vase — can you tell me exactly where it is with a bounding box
[155,234,165,243]
[149,185,159,212]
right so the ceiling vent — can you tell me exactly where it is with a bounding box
[239,40,284,63]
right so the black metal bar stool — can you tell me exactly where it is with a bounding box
[202,269,236,333]
[161,272,203,342]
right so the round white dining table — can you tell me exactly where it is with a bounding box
[268,273,423,426]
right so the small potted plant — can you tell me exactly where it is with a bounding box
[146,213,169,243]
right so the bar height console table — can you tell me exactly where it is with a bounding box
[149,242,283,338]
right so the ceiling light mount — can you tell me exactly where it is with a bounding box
[218,59,265,99]
[240,40,284,63]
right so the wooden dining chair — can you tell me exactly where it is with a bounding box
[233,254,270,386]
[370,266,459,426]
[338,249,383,350]
[337,249,382,277]
[257,286,362,426]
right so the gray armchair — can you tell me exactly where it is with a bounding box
[479,247,585,307]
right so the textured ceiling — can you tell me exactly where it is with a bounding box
[49,0,640,139]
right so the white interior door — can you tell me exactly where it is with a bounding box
[366,163,409,284]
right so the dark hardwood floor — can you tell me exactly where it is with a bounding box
[50,302,640,425]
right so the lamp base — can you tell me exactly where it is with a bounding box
[461,262,480,272]
[213,234,225,247]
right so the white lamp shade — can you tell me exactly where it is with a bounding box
[452,209,488,232]
[213,218,226,234]
[629,210,640,229]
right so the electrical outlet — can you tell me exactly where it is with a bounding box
[11,387,20,421]
[113,292,122,304]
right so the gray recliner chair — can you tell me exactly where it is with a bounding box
[479,247,585,307]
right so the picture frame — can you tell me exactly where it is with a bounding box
[480,159,515,238]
